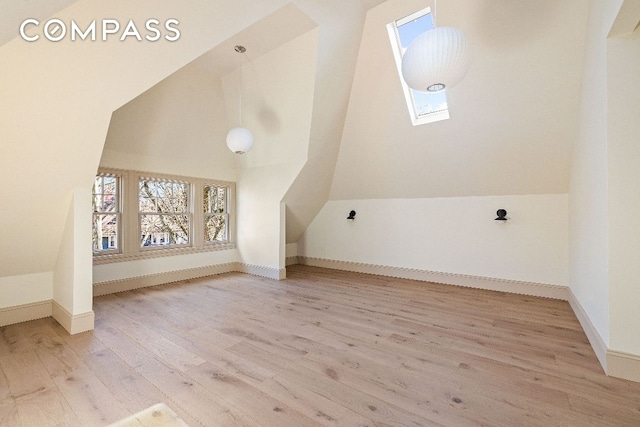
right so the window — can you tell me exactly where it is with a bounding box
[139,178,190,248]
[387,7,449,125]
[92,173,120,254]
[93,168,235,264]
[204,185,228,243]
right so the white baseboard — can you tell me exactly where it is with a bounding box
[568,289,640,383]
[0,300,52,327]
[238,263,285,280]
[0,300,94,336]
[298,257,569,300]
[93,262,239,296]
[52,301,95,335]
[94,262,285,297]
[286,256,302,267]
[0,262,278,333]
[607,351,640,383]
[567,289,608,372]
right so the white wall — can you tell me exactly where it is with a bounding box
[101,58,238,182]
[607,23,640,355]
[296,0,582,294]
[0,0,77,46]
[569,0,621,346]
[93,250,239,284]
[282,0,385,244]
[234,30,317,270]
[300,195,569,287]
[97,52,242,284]
[0,272,52,308]
[54,187,93,315]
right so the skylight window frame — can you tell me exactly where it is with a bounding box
[387,7,450,126]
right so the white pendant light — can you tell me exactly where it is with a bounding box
[226,45,254,154]
[401,3,471,93]
[226,126,254,154]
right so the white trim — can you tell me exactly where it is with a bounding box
[93,262,239,296]
[286,256,302,267]
[607,350,640,382]
[0,300,52,327]
[93,262,284,296]
[238,263,285,280]
[395,6,432,26]
[93,242,236,265]
[52,301,95,335]
[567,289,608,371]
[298,256,569,300]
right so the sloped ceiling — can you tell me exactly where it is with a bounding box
[194,3,317,80]
[0,0,78,46]
[330,0,590,200]
[102,3,317,176]
[609,0,640,36]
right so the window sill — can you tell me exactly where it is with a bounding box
[92,242,237,266]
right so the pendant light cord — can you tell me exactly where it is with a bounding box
[234,45,248,127]
[433,0,437,26]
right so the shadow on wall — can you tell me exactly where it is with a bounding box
[257,103,282,134]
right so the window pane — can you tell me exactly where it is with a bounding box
[413,90,448,115]
[93,174,120,253]
[139,179,188,213]
[139,197,156,212]
[102,176,116,193]
[204,185,227,214]
[92,195,103,213]
[139,178,191,249]
[140,214,189,247]
[93,214,118,251]
[397,13,433,48]
[205,215,227,242]
[103,194,116,212]
[140,180,158,197]
[388,7,449,125]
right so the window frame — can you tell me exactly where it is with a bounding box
[387,7,450,126]
[93,168,236,265]
[92,172,122,255]
[203,184,230,245]
[138,176,192,251]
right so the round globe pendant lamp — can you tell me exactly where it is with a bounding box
[226,126,254,154]
[226,45,254,154]
[401,15,471,93]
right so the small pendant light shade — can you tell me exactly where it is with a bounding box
[226,127,254,154]
[401,26,471,93]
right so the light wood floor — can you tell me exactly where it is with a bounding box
[1,265,640,426]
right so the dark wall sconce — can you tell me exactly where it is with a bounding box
[495,209,508,221]
[347,210,356,220]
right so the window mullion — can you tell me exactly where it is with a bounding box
[193,181,204,248]
[127,171,139,255]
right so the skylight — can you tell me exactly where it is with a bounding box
[387,7,449,126]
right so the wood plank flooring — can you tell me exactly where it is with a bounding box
[1,265,640,426]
